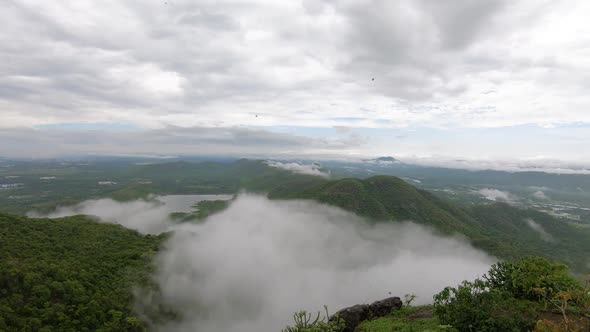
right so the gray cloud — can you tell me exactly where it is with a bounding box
[135,195,493,332]
[0,126,367,158]
[2,0,590,131]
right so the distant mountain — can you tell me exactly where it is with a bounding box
[117,159,328,198]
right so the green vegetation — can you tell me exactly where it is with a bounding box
[357,306,454,332]
[284,176,477,234]
[0,159,326,215]
[298,257,589,332]
[469,204,590,270]
[0,213,164,331]
[282,176,590,273]
[3,158,590,331]
[170,199,231,222]
[433,257,590,332]
[192,199,230,219]
[281,306,345,332]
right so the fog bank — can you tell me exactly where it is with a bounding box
[137,195,494,332]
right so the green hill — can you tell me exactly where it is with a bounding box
[0,213,164,331]
[114,159,328,199]
[282,175,481,234]
[280,175,590,273]
[469,203,590,270]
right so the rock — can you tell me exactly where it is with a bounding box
[368,297,403,317]
[330,297,402,332]
[331,304,370,332]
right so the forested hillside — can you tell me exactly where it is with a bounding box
[0,213,164,331]
[280,175,590,273]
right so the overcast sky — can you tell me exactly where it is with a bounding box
[1,0,589,164]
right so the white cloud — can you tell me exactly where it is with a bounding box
[478,188,514,202]
[533,190,549,200]
[107,63,185,97]
[135,195,493,332]
[266,161,330,178]
[525,218,554,242]
[395,156,590,175]
[1,0,590,130]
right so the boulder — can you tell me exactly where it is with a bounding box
[330,296,402,332]
[368,297,403,317]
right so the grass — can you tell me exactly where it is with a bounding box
[356,306,456,332]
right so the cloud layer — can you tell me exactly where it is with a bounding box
[2,1,590,162]
[2,0,590,130]
[478,188,515,202]
[136,195,494,332]
[266,161,330,177]
[0,126,365,158]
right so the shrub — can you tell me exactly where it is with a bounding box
[484,257,580,304]
[282,306,345,332]
[434,279,537,332]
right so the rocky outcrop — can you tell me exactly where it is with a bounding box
[330,296,402,332]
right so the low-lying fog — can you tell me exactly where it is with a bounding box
[34,194,495,332]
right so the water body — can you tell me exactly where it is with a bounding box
[34,194,234,234]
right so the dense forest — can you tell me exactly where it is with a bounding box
[0,213,164,331]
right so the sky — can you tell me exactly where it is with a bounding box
[1,0,590,165]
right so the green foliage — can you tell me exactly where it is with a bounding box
[282,306,345,332]
[0,213,164,331]
[0,159,327,215]
[192,199,230,220]
[470,204,590,273]
[356,305,455,332]
[287,175,590,273]
[353,258,590,332]
[434,279,538,332]
[170,199,231,223]
[433,257,589,332]
[484,257,580,303]
[289,176,480,234]
[3,158,590,273]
